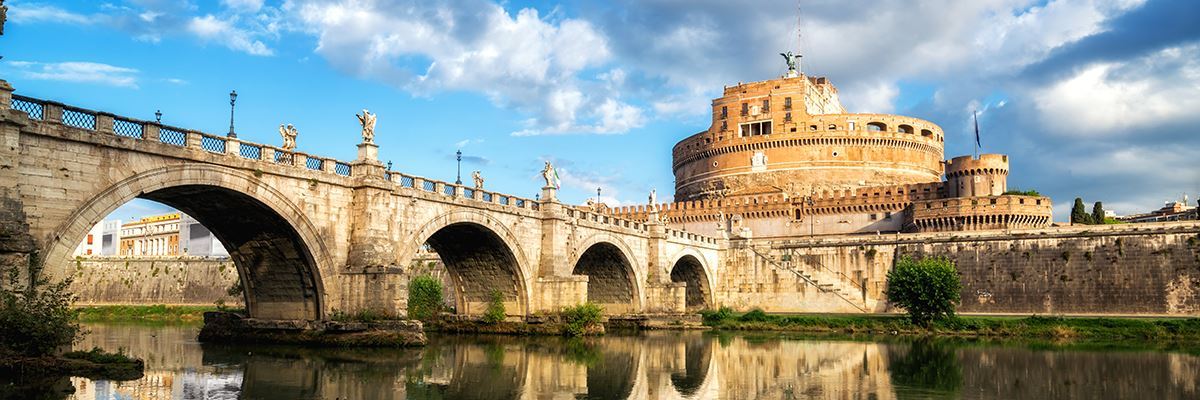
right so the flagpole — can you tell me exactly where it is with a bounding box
[973,110,980,159]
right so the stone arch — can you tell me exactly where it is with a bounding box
[867,122,887,132]
[405,210,531,316]
[671,336,714,396]
[898,124,914,134]
[570,233,644,314]
[668,250,715,311]
[41,164,330,320]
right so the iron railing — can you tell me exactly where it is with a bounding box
[112,118,143,139]
[11,95,44,120]
[239,143,262,160]
[62,108,96,130]
[334,162,351,176]
[159,127,186,146]
[422,180,436,192]
[400,176,415,188]
[481,192,493,202]
[463,188,476,198]
[442,184,456,196]
[274,151,293,165]
[305,157,324,171]
[201,136,226,153]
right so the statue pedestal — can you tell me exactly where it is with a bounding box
[541,186,557,203]
[356,142,379,163]
[785,69,799,78]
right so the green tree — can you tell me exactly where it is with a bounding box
[1,256,82,356]
[1092,202,1106,224]
[885,256,961,326]
[482,289,506,324]
[1071,198,1093,225]
[407,275,444,321]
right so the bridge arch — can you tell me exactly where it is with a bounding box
[668,249,715,311]
[41,164,330,320]
[570,233,644,314]
[405,210,532,317]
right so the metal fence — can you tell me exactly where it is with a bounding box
[112,118,143,139]
[201,136,226,153]
[400,176,415,188]
[62,108,96,130]
[11,96,44,120]
[423,180,436,192]
[306,157,324,171]
[334,162,351,176]
[443,185,456,196]
[159,127,186,146]
[463,188,476,198]
[239,143,262,160]
[481,192,493,202]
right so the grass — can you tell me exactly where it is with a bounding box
[699,308,1200,342]
[75,305,238,324]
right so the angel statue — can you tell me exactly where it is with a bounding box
[780,51,801,72]
[356,109,377,144]
[279,124,298,151]
[541,161,559,189]
[472,170,484,188]
[648,189,657,205]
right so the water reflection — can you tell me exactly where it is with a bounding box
[54,324,1200,399]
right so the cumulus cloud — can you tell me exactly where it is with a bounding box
[7,2,93,24]
[7,61,140,88]
[287,0,643,135]
[187,14,274,56]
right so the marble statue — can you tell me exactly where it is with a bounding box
[541,161,559,189]
[472,170,484,188]
[648,189,657,205]
[356,109,376,144]
[279,124,298,151]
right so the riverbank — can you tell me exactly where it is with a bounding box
[700,309,1200,342]
[75,304,234,324]
[0,347,144,397]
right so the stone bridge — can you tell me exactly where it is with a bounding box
[0,80,722,320]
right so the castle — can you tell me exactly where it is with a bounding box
[606,60,1053,238]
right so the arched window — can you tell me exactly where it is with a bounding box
[866,122,887,132]
[920,129,933,137]
[827,124,837,130]
[898,124,914,134]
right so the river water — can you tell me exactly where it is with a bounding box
[55,323,1200,399]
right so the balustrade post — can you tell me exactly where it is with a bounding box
[43,103,63,123]
[454,185,464,198]
[186,131,203,149]
[434,182,446,196]
[261,147,276,162]
[322,158,335,173]
[0,80,12,109]
[296,153,310,169]
[412,177,425,190]
[95,113,114,133]
[143,124,161,142]
[225,139,241,156]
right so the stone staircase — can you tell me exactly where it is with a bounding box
[746,245,872,312]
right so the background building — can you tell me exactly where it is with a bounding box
[74,211,230,257]
[72,222,103,257]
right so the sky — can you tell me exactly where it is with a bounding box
[3,0,1198,223]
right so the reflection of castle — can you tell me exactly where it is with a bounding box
[607,65,1053,237]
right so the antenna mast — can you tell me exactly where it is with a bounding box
[796,0,804,75]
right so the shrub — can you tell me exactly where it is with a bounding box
[562,303,603,336]
[0,256,82,356]
[407,275,444,321]
[700,306,735,326]
[738,308,770,322]
[482,289,506,324]
[885,256,961,326]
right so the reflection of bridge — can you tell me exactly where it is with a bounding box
[0,81,720,320]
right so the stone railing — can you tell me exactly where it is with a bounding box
[6,92,545,213]
[565,208,648,233]
[663,227,720,245]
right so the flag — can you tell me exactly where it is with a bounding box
[552,168,561,189]
[973,110,981,149]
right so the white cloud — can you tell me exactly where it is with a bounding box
[1031,45,1200,136]
[289,0,642,135]
[222,0,266,13]
[7,3,93,24]
[187,14,274,56]
[8,61,139,88]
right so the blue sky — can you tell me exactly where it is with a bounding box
[3,0,1199,223]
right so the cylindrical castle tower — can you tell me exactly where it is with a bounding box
[672,74,946,201]
[944,154,1009,198]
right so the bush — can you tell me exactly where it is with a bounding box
[482,289,506,324]
[885,256,961,326]
[700,306,735,326]
[562,303,603,336]
[738,308,770,322]
[0,256,82,356]
[407,275,444,321]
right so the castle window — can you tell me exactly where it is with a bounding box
[741,103,749,116]
[827,124,837,130]
[721,106,728,119]
[784,97,792,110]
[739,121,772,136]
[898,124,914,134]
[790,127,797,132]
[810,125,818,131]
[867,122,887,132]
[785,112,792,122]
[921,129,933,137]
[990,199,997,205]
[869,214,877,220]
[885,212,893,219]
[848,121,856,131]
[762,99,770,112]
[721,120,727,131]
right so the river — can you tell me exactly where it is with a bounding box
[54,323,1200,399]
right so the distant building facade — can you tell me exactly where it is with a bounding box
[75,211,229,257]
[1119,201,1198,223]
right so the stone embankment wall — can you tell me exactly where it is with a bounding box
[725,222,1200,315]
[67,256,242,306]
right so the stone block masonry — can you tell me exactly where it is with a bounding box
[68,256,242,306]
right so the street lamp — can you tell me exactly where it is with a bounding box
[455,150,463,185]
[154,109,162,123]
[227,90,238,138]
[596,187,602,205]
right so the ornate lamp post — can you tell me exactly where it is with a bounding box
[227,90,238,138]
[154,109,162,123]
[596,187,602,205]
[455,150,463,185]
